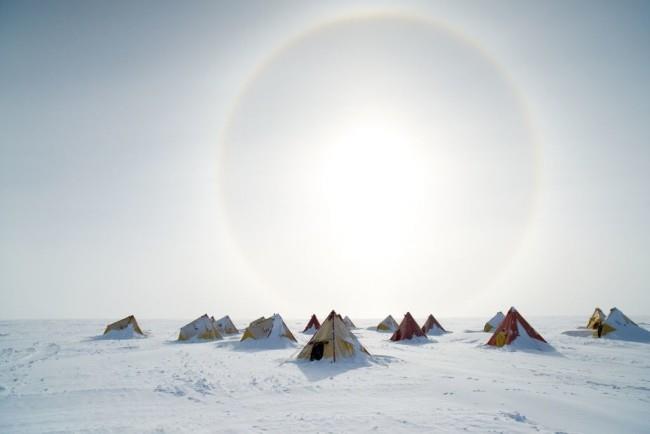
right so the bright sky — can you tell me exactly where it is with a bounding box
[1,1,649,319]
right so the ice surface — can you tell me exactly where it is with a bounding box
[1,316,649,433]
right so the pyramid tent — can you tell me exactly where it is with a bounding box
[297,310,370,361]
[241,314,297,342]
[596,308,650,341]
[486,307,546,347]
[214,315,238,335]
[483,311,505,332]
[586,308,606,331]
[103,315,144,336]
[422,314,447,335]
[343,316,357,329]
[302,314,321,333]
[391,312,426,341]
[178,314,223,341]
[377,315,399,332]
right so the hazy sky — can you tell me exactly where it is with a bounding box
[1,1,649,319]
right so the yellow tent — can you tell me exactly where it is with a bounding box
[377,315,399,332]
[241,314,296,342]
[103,315,144,336]
[178,314,223,341]
[297,310,370,362]
[586,308,606,330]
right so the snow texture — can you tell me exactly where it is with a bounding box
[1,316,649,433]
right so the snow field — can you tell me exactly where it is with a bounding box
[1,316,649,433]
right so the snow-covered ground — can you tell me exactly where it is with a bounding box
[1,316,649,433]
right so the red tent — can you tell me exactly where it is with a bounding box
[391,312,426,341]
[422,314,446,334]
[302,314,321,332]
[486,307,546,347]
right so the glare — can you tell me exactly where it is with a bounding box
[220,16,537,313]
[316,114,427,262]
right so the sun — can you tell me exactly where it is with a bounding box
[219,15,537,314]
[315,112,430,263]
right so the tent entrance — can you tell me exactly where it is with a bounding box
[495,331,507,347]
[310,341,325,361]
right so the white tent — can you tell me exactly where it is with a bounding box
[484,311,505,332]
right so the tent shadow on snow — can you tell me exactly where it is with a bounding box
[561,331,650,344]
[288,354,399,382]
[218,339,298,352]
[289,359,370,381]
[561,330,594,338]
[391,336,437,346]
[480,342,563,356]
[608,335,650,344]
[164,337,220,345]
[86,335,144,342]
[87,330,147,341]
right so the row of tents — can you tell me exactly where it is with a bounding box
[375,313,447,336]
[103,307,648,361]
[103,314,239,340]
[304,313,447,336]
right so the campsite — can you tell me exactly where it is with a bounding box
[2,1,649,433]
[1,311,650,433]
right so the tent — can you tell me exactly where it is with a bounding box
[486,307,546,347]
[214,315,238,335]
[421,314,447,335]
[103,315,144,336]
[343,316,357,329]
[241,314,297,342]
[377,315,399,332]
[297,310,370,361]
[586,308,606,331]
[595,307,650,341]
[483,311,505,332]
[178,314,223,341]
[302,314,321,333]
[391,312,426,341]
